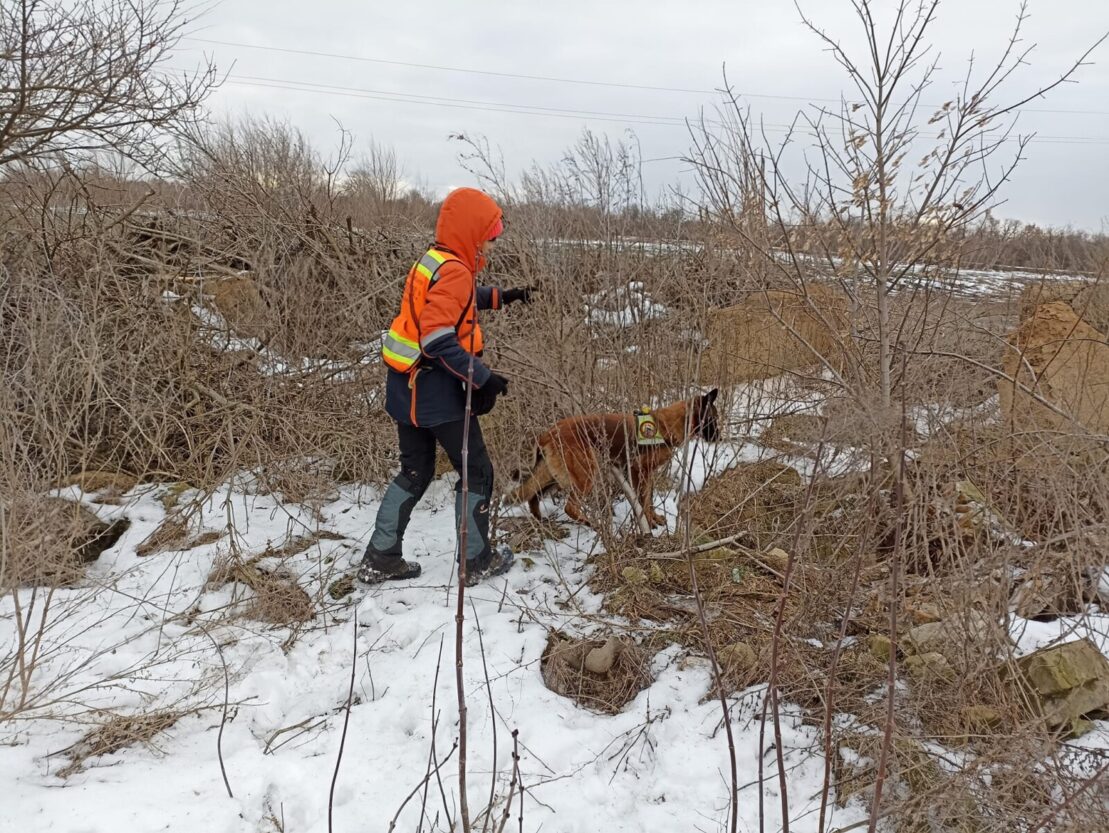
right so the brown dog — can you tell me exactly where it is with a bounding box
[508,389,721,528]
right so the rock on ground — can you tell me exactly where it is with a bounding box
[2,496,129,587]
[1010,639,1109,733]
[999,301,1109,435]
[1019,281,1109,334]
[702,284,850,385]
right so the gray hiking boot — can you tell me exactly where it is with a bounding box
[463,545,514,587]
[357,546,422,584]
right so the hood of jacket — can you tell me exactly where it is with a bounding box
[434,187,502,274]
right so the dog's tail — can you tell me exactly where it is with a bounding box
[506,447,555,519]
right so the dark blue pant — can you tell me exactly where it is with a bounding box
[369,418,495,564]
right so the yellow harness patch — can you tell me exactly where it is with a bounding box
[635,407,665,446]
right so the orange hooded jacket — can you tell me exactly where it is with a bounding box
[383,188,505,426]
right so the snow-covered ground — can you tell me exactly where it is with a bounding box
[1,467,865,833]
[4,379,1107,833]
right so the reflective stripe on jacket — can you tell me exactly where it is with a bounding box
[383,249,476,371]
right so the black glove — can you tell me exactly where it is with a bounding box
[502,286,535,305]
[483,372,510,396]
[470,372,509,416]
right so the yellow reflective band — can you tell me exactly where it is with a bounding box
[383,330,421,368]
[382,346,416,368]
[414,250,449,282]
[386,330,418,351]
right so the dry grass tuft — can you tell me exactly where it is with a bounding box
[135,518,220,557]
[494,515,569,553]
[680,460,804,544]
[56,470,140,496]
[57,709,184,778]
[328,573,356,601]
[248,572,315,625]
[135,516,190,557]
[259,531,344,561]
[540,630,652,714]
[206,555,315,625]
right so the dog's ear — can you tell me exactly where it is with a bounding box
[702,388,719,405]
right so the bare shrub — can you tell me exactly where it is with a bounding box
[0,0,216,169]
[676,3,1109,830]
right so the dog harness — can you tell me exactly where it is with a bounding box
[634,406,665,446]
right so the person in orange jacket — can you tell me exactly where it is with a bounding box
[359,187,534,586]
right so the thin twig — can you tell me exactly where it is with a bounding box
[494,729,521,833]
[390,741,461,832]
[1028,762,1109,833]
[608,464,651,535]
[472,598,499,833]
[329,609,358,833]
[457,330,479,833]
[418,638,447,833]
[197,624,234,799]
[650,531,752,559]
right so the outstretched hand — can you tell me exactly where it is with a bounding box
[502,286,535,305]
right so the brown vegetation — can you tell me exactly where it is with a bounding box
[1,496,129,588]
[57,709,186,778]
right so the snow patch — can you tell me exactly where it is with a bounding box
[585,281,667,327]
[1,479,867,833]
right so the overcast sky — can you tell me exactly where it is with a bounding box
[178,0,1109,230]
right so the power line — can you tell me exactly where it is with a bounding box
[192,70,1109,144]
[218,78,701,130]
[221,72,697,126]
[185,37,721,96]
[184,36,1109,117]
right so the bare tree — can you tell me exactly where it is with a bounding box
[687,3,1108,831]
[345,140,405,214]
[689,0,1106,413]
[0,0,217,169]
[179,115,326,220]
